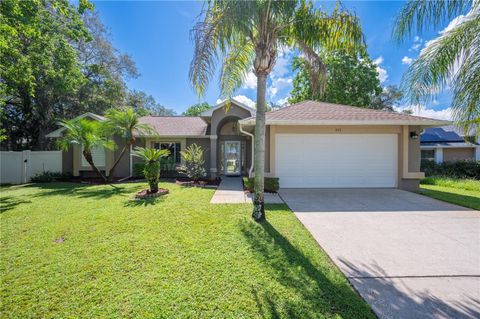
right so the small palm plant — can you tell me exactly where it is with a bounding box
[180,143,206,182]
[132,147,170,193]
[57,119,115,182]
[103,107,157,181]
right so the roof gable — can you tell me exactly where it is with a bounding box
[46,112,106,138]
[200,99,256,117]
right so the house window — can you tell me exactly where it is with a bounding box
[421,149,435,161]
[153,142,181,163]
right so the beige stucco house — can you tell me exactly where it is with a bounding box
[47,99,448,191]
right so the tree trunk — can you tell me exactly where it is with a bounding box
[83,150,108,182]
[252,73,267,222]
[107,138,134,182]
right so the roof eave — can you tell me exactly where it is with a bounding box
[238,119,451,126]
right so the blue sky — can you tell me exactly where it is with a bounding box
[93,0,455,119]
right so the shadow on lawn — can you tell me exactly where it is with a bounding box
[28,183,135,199]
[240,219,374,319]
[339,258,480,319]
[419,188,480,210]
[124,196,165,207]
[0,196,32,213]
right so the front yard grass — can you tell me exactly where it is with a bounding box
[420,177,480,210]
[0,182,373,318]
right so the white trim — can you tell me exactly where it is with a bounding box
[46,112,106,138]
[435,148,443,163]
[239,119,450,127]
[200,99,256,117]
[420,144,477,149]
[476,147,480,161]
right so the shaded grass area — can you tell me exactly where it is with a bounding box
[0,182,373,318]
[420,177,480,210]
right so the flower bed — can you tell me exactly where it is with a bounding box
[134,188,169,199]
[175,177,221,188]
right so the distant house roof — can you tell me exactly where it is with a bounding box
[239,100,448,126]
[420,126,478,146]
[138,116,208,136]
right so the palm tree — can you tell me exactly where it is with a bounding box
[190,0,363,221]
[57,119,115,182]
[132,147,170,193]
[103,107,156,181]
[393,0,480,129]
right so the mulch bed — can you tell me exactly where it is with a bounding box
[175,177,221,188]
[134,188,169,199]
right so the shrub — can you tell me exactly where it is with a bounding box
[421,160,480,179]
[243,177,280,193]
[180,144,206,181]
[132,147,170,193]
[30,171,71,183]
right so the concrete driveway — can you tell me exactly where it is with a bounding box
[279,188,480,319]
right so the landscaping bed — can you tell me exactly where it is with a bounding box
[243,177,279,193]
[134,188,169,199]
[175,177,221,187]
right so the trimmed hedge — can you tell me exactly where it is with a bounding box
[243,177,280,193]
[30,171,72,183]
[421,160,480,179]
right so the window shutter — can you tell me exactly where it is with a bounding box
[82,146,106,167]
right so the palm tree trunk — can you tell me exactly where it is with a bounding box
[252,73,267,222]
[107,138,134,182]
[83,150,108,183]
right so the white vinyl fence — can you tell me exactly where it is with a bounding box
[0,151,62,184]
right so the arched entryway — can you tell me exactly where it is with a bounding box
[216,116,250,176]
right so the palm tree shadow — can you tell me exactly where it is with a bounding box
[339,258,480,319]
[124,196,165,207]
[0,196,32,213]
[239,219,374,318]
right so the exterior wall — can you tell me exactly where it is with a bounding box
[186,138,211,173]
[210,104,252,135]
[112,136,130,177]
[62,146,74,175]
[266,124,423,191]
[443,148,475,162]
[72,144,113,176]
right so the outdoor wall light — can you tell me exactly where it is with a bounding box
[410,131,419,139]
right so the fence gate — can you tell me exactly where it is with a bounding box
[0,151,62,184]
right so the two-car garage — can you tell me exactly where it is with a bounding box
[275,134,398,188]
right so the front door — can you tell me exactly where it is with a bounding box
[224,141,241,175]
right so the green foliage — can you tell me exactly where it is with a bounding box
[393,0,479,130]
[421,160,480,179]
[180,143,206,181]
[420,176,480,192]
[126,90,176,116]
[0,182,374,318]
[30,171,72,183]
[132,147,170,192]
[370,85,404,111]
[243,177,280,193]
[182,102,212,116]
[289,50,382,107]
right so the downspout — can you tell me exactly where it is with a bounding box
[118,144,133,182]
[239,122,254,178]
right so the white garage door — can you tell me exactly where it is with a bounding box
[275,134,397,188]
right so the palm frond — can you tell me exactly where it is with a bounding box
[393,0,472,42]
[219,39,255,99]
[401,10,479,116]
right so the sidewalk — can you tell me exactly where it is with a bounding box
[210,177,284,204]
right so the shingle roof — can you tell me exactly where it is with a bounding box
[138,116,208,136]
[240,100,448,126]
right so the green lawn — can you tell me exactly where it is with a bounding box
[0,182,373,318]
[420,177,480,210]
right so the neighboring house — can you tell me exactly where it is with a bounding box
[47,99,448,191]
[420,126,480,163]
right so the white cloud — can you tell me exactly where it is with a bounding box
[276,96,290,106]
[373,56,388,83]
[402,56,414,65]
[268,76,293,97]
[409,36,423,52]
[242,71,257,89]
[442,14,466,34]
[395,105,453,120]
[216,95,256,108]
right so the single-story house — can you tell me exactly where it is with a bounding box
[47,99,448,191]
[420,126,480,163]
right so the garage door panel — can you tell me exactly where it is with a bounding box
[275,134,397,188]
